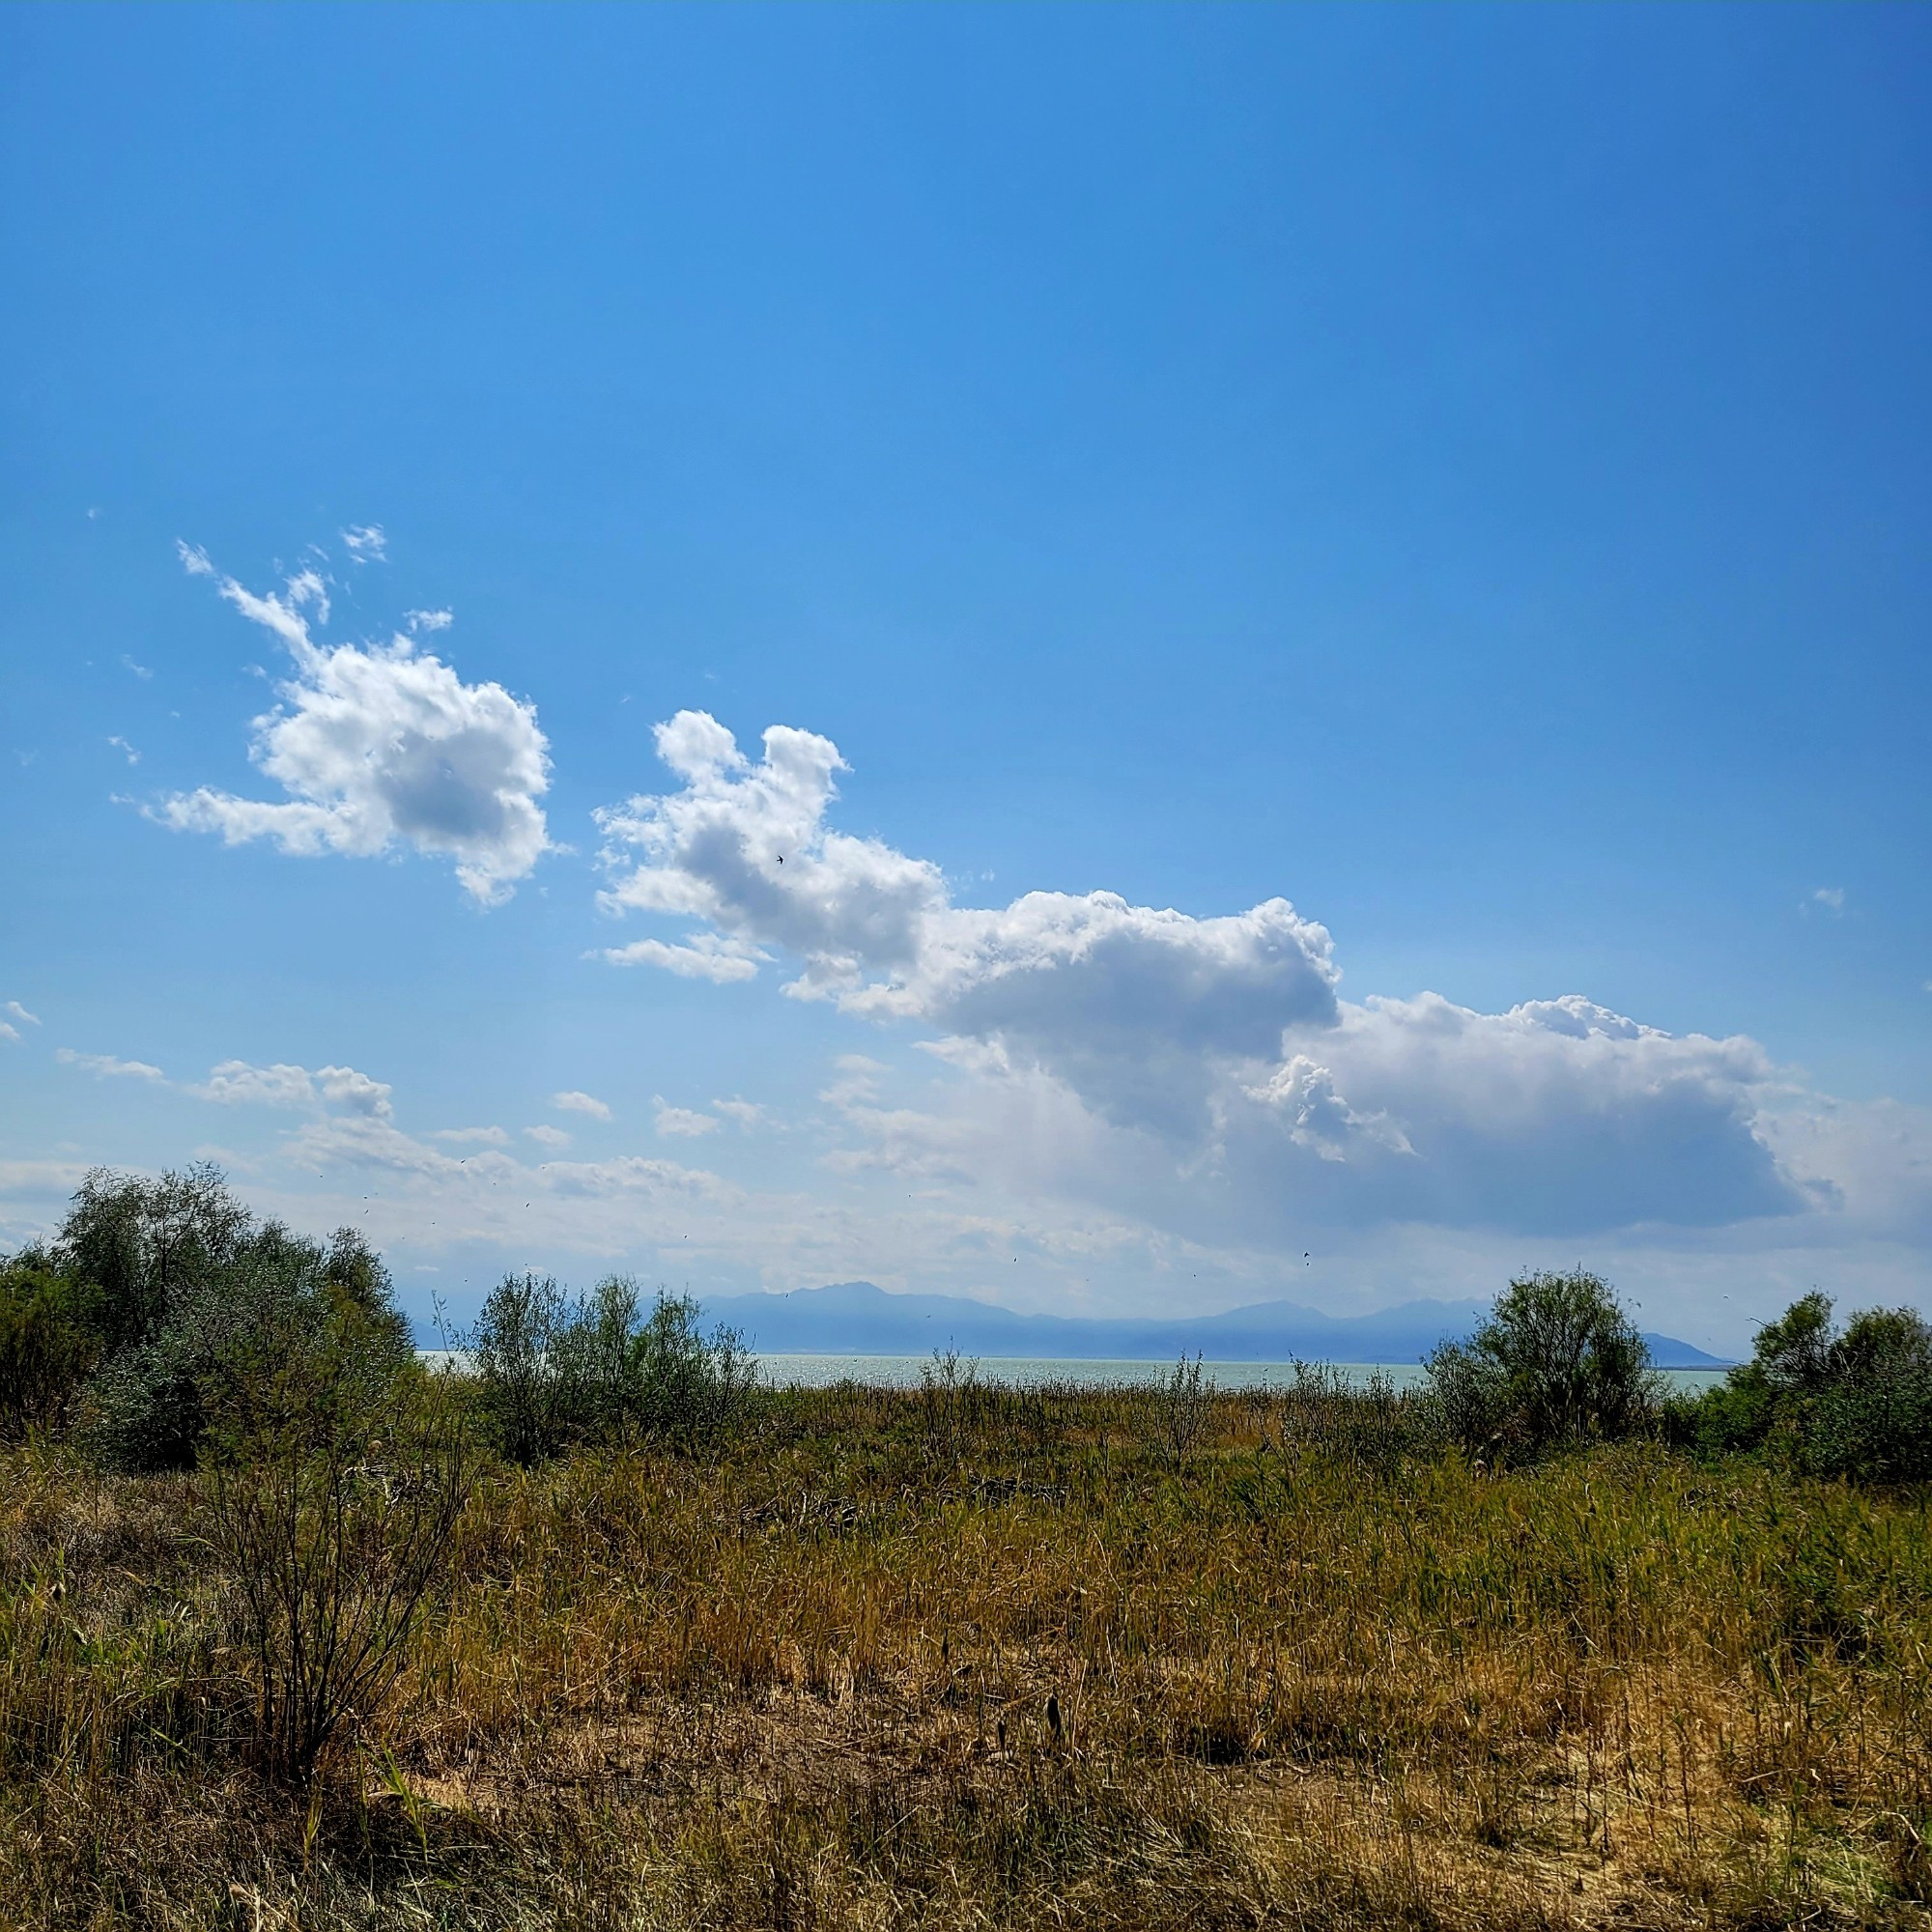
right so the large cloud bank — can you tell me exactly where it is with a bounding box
[597,712,1809,1240]
[157,548,551,904]
[596,713,1339,1135]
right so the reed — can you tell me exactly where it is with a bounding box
[3,1376,1928,1927]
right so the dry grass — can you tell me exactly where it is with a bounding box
[4,1376,1930,1928]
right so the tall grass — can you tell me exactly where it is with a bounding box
[4,1375,1930,1927]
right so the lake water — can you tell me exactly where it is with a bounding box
[418,1350,1729,1395]
[749,1354,1732,1395]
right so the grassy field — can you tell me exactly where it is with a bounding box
[3,1372,1930,1929]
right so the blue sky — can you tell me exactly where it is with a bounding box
[2,5,1927,1352]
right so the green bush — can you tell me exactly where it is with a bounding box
[43,1166,416,1470]
[1682,1293,1932,1483]
[1426,1269,1658,1461]
[467,1273,754,1463]
[50,1161,253,1358]
[0,1262,101,1438]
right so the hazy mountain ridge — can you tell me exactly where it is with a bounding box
[698,1281,1728,1368]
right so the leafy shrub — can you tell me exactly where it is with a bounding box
[49,1161,253,1358]
[626,1285,755,1445]
[47,1166,415,1470]
[1681,1293,1932,1483]
[468,1273,754,1463]
[0,1263,101,1438]
[1426,1269,1658,1461]
[202,1263,471,1786]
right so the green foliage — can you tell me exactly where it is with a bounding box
[1426,1269,1658,1460]
[468,1273,754,1463]
[49,1161,252,1358]
[1681,1293,1932,1483]
[0,1262,101,1438]
[42,1166,416,1470]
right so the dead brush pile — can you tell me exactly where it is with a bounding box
[3,1376,1931,1929]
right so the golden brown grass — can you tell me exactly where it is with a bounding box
[4,1376,1930,1928]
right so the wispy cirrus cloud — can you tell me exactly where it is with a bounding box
[340,524,388,564]
[56,1048,166,1082]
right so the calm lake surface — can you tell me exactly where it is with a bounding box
[418,1351,1729,1395]
[750,1355,1732,1395]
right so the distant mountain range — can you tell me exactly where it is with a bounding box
[697,1281,1728,1368]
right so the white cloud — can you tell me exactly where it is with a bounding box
[713,1098,767,1130]
[431,1125,511,1146]
[4,1003,39,1027]
[654,1098,720,1138]
[341,525,388,564]
[407,609,453,634]
[120,655,153,680]
[190,1058,393,1120]
[155,551,552,904]
[0,1024,16,1044]
[1807,887,1846,916]
[107,736,140,766]
[597,712,1338,1131]
[1231,993,1796,1235]
[525,1123,572,1149]
[176,540,214,577]
[56,1049,165,1082]
[551,1090,612,1120]
[314,1065,395,1118]
[585,710,1915,1256]
[599,934,766,981]
[194,1061,315,1108]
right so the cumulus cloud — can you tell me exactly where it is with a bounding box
[587,711,1876,1244]
[155,550,552,904]
[551,1090,612,1120]
[432,1125,511,1146]
[56,1049,165,1082]
[713,1098,767,1130]
[597,712,1338,1131]
[655,1098,720,1138]
[1230,994,1798,1235]
[190,1059,394,1119]
[525,1124,571,1149]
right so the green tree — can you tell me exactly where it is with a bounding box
[1680,1294,1932,1482]
[53,1166,417,1470]
[1427,1269,1658,1459]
